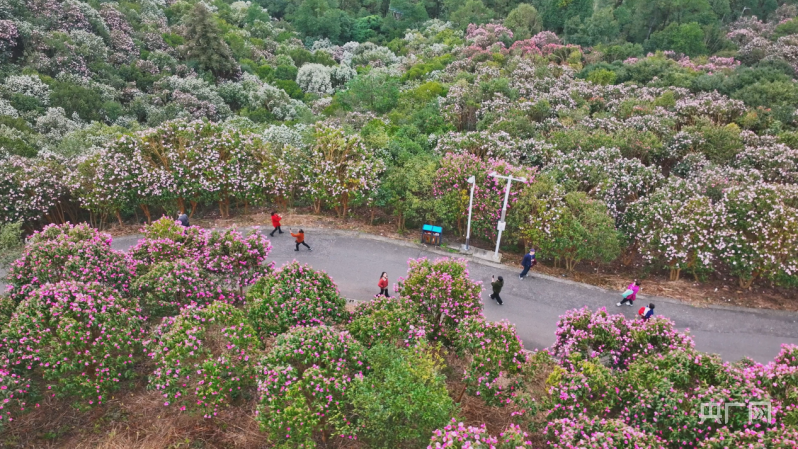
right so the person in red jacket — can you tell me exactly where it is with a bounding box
[270,211,283,237]
[378,272,390,297]
[290,228,311,251]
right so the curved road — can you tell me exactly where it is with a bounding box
[103,228,798,362]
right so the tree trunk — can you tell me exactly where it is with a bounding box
[189,201,198,218]
[669,267,681,281]
[739,273,757,289]
[456,383,468,403]
[177,198,186,214]
[141,204,151,223]
[116,210,123,226]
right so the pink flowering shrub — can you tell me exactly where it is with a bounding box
[0,368,29,429]
[744,344,798,403]
[454,317,527,406]
[397,257,483,345]
[246,261,348,337]
[427,419,533,448]
[201,228,273,293]
[697,426,798,448]
[256,325,366,445]
[347,296,428,348]
[550,307,694,369]
[145,302,260,418]
[129,218,210,271]
[132,259,239,316]
[545,416,666,448]
[7,223,132,303]
[2,281,145,405]
[613,349,779,446]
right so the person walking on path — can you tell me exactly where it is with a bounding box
[178,213,190,227]
[638,303,655,321]
[519,249,536,280]
[490,275,504,305]
[617,280,641,307]
[377,272,390,297]
[290,229,312,251]
[270,211,283,237]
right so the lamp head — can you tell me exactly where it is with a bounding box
[467,176,476,184]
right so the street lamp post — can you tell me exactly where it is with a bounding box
[490,172,526,260]
[464,176,476,250]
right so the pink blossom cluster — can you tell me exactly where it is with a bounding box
[397,257,484,345]
[427,419,533,448]
[145,302,260,417]
[245,261,348,336]
[347,295,428,348]
[550,307,694,369]
[255,325,366,444]
[7,222,133,303]
[2,281,146,405]
[455,317,527,406]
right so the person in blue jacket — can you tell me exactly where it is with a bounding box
[519,249,536,280]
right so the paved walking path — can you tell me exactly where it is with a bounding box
[105,227,798,364]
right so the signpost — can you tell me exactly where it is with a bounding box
[490,172,526,260]
[464,175,476,250]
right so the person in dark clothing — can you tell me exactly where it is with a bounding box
[290,229,311,251]
[178,213,189,227]
[270,211,283,237]
[638,303,655,321]
[519,249,536,280]
[490,275,504,305]
[377,272,390,297]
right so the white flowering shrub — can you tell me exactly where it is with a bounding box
[35,107,83,140]
[330,64,356,89]
[296,63,333,94]
[250,83,309,120]
[625,178,718,281]
[2,75,50,105]
[717,183,798,288]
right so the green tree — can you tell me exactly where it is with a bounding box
[382,0,429,38]
[291,0,352,42]
[382,154,439,231]
[523,189,620,272]
[344,343,455,448]
[449,0,493,29]
[646,22,708,56]
[503,4,541,40]
[50,81,121,123]
[618,0,715,44]
[184,3,239,78]
[338,70,400,113]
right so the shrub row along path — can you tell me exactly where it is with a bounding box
[94,228,798,362]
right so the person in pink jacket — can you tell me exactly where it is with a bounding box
[617,279,641,307]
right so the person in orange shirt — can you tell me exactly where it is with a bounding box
[290,229,311,251]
